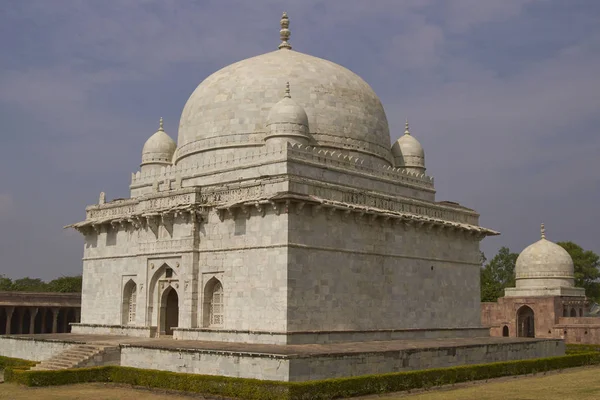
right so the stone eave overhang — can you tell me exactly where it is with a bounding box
[215,192,499,239]
[65,191,498,240]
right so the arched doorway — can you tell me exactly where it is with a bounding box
[502,325,509,337]
[517,306,535,338]
[161,288,179,336]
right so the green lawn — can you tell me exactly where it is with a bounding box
[369,366,600,400]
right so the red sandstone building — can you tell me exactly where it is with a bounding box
[482,224,600,344]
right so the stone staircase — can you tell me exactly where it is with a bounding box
[31,344,120,371]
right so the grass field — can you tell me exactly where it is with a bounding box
[1,367,600,399]
[369,366,600,400]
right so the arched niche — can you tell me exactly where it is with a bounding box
[203,277,224,328]
[122,279,137,325]
[502,325,509,337]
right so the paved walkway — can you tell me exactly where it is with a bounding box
[4,333,552,358]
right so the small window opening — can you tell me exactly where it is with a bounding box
[165,268,173,278]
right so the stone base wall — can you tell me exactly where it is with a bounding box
[173,327,490,345]
[120,345,290,381]
[120,339,563,382]
[71,324,156,338]
[288,339,564,381]
[0,337,75,362]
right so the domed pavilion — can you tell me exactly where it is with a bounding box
[481,224,599,343]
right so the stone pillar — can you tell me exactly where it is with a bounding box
[5,306,14,334]
[51,308,60,334]
[29,307,38,334]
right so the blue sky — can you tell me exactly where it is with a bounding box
[0,0,599,279]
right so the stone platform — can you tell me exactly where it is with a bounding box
[0,334,565,381]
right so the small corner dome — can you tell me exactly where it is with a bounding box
[391,134,424,159]
[266,85,309,128]
[391,121,425,169]
[515,224,575,285]
[142,118,176,165]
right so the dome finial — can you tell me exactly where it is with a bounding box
[159,117,164,132]
[279,12,292,50]
[541,223,546,239]
[285,81,291,98]
[404,119,411,135]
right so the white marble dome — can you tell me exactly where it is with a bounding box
[514,224,575,289]
[175,47,391,166]
[391,121,425,172]
[141,118,176,166]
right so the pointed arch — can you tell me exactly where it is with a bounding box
[517,305,535,338]
[147,263,178,325]
[570,308,577,317]
[502,325,509,337]
[159,285,179,335]
[122,280,137,325]
[203,277,224,328]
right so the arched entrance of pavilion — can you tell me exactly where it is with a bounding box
[517,305,535,338]
[159,286,179,336]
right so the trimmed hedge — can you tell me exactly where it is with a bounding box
[5,352,600,400]
[0,355,36,370]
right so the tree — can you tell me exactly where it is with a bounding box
[557,242,600,302]
[46,275,82,293]
[480,247,519,302]
[0,274,12,291]
[10,277,48,292]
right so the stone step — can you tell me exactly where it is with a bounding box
[31,344,119,371]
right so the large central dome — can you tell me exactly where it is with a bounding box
[175,26,391,166]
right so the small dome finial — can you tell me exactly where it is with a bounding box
[279,12,292,50]
[541,223,546,239]
[159,117,164,132]
[404,119,410,135]
[285,81,291,98]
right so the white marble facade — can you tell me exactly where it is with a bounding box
[68,13,499,344]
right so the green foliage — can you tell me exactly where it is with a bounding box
[0,275,82,293]
[6,352,600,400]
[0,355,36,370]
[10,277,48,292]
[0,274,12,291]
[557,242,600,302]
[480,247,519,302]
[46,276,82,293]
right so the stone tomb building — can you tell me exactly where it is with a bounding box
[0,13,564,381]
[67,13,499,344]
[482,224,600,344]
